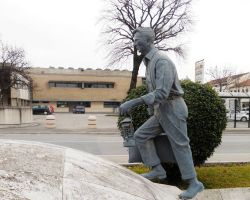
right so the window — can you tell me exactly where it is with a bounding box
[84,82,114,88]
[57,101,68,108]
[48,82,55,87]
[48,81,82,88]
[73,101,91,107]
[82,101,91,107]
[48,81,114,88]
[104,102,120,108]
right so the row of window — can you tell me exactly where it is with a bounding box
[57,101,91,108]
[230,88,249,92]
[48,81,114,88]
[32,101,120,108]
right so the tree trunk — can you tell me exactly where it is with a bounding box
[0,88,11,106]
[129,51,143,92]
[219,83,222,92]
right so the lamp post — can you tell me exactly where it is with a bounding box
[120,117,135,147]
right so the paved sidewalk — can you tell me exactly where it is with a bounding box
[1,113,250,133]
[193,187,250,200]
[99,153,250,165]
[0,113,120,133]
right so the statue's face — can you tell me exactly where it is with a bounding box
[134,33,151,55]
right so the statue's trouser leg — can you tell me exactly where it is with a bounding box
[134,116,163,167]
[163,117,196,180]
[135,115,197,180]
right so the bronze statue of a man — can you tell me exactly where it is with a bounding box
[120,27,204,199]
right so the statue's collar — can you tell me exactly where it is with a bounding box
[144,47,158,61]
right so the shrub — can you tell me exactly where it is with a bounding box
[181,80,227,165]
[118,80,227,166]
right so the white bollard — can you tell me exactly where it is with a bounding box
[88,115,97,129]
[45,115,56,128]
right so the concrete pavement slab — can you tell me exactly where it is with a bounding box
[219,188,250,200]
[194,188,250,200]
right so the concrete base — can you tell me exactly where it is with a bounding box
[194,188,250,200]
[0,139,180,200]
[0,107,33,125]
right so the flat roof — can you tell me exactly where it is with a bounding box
[218,92,250,98]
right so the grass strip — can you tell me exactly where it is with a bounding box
[127,163,250,189]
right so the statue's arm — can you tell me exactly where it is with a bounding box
[141,59,175,106]
[119,97,144,115]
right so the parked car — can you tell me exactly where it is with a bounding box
[228,111,249,121]
[72,105,85,114]
[241,107,250,113]
[32,105,52,115]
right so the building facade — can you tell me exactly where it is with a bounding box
[208,72,250,110]
[30,67,143,113]
[0,65,31,107]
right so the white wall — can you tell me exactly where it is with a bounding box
[0,107,33,124]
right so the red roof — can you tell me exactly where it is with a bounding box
[208,73,248,85]
[238,79,250,87]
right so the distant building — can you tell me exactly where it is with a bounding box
[0,64,32,125]
[29,67,143,113]
[208,73,249,92]
[10,83,31,107]
[195,59,205,83]
[208,72,250,110]
[0,64,31,107]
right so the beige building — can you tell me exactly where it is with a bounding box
[30,67,143,113]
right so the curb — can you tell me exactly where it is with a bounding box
[120,161,250,167]
[225,128,250,131]
[0,123,40,129]
[0,129,120,134]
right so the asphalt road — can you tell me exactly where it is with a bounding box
[0,132,249,164]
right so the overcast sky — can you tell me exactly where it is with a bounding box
[0,0,249,81]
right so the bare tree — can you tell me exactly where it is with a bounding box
[0,40,31,106]
[207,66,236,92]
[101,0,192,90]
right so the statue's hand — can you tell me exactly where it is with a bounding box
[119,98,144,115]
[119,100,134,115]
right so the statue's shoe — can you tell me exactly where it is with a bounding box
[140,165,167,180]
[179,181,204,199]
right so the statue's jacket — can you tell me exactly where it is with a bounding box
[141,47,190,148]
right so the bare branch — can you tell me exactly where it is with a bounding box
[100,0,192,89]
[207,66,236,92]
[0,40,31,105]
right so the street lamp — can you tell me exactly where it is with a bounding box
[120,117,135,147]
